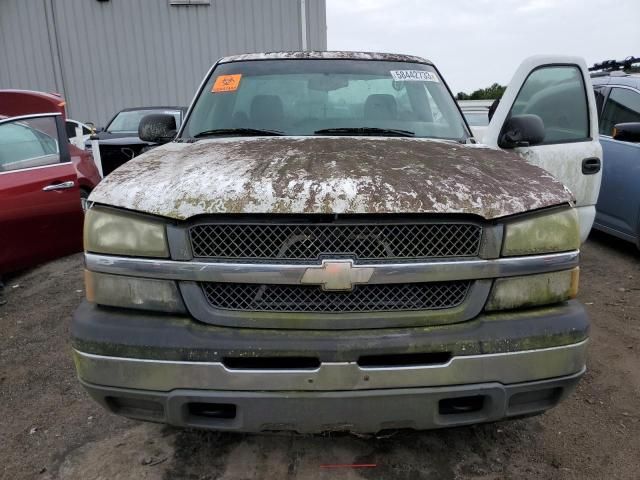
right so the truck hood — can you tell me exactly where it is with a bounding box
[89,136,573,220]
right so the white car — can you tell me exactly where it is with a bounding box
[65,119,95,149]
[458,99,493,140]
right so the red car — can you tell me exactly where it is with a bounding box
[0,90,101,274]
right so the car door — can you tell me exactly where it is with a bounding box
[594,85,640,242]
[0,114,83,274]
[482,56,602,243]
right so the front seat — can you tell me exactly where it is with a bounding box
[250,95,284,130]
[364,94,398,121]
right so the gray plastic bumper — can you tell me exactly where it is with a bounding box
[79,369,584,433]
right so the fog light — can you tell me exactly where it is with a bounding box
[85,270,185,313]
[485,268,579,311]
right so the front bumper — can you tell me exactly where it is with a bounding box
[72,300,589,433]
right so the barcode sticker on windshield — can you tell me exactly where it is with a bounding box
[390,70,439,82]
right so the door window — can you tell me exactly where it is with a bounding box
[0,117,60,172]
[593,87,606,120]
[66,121,79,139]
[65,121,92,139]
[599,87,640,136]
[508,65,589,144]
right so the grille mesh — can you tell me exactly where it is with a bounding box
[201,281,471,313]
[190,223,482,260]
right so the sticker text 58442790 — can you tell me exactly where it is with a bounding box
[212,74,242,93]
[390,70,439,82]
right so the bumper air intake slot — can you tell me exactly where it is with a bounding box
[222,356,321,370]
[358,352,452,368]
[439,395,486,415]
[188,402,237,420]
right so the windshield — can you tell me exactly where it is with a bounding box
[181,59,469,141]
[107,109,181,133]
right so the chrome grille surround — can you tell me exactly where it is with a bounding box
[201,281,471,313]
[189,222,482,261]
[84,248,583,329]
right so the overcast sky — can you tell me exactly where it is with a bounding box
[326,0,640,94]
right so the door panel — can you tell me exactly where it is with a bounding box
[595,87,640,240]
[484,56,602,242]
[0,115,83,274]
[595,137,640,238]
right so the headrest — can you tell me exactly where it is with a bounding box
[364,94,398,120]
[250,95,284,125]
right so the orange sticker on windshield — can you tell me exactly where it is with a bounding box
[212,74,242,93]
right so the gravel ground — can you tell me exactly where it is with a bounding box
[1,230,638,480]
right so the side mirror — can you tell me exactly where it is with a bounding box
[612,122,640,142]
[138,114,177,144]
[499,114,545,148]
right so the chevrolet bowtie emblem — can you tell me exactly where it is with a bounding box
[300,259,374,291]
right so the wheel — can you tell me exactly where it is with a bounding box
[80,189,90,213]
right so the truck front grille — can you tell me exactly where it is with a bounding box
[200,281,471,313]
[189,222,482,261]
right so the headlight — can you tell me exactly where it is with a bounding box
[85,270,185,313]
[84,207,169,257]
[485,268,579,311]
[502,208,580,256]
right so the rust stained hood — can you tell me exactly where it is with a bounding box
[89,136,573,220]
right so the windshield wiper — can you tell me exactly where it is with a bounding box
[314,127,415,137]
[193,128,284,138]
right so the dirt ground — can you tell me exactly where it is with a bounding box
[1,230,638,480]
